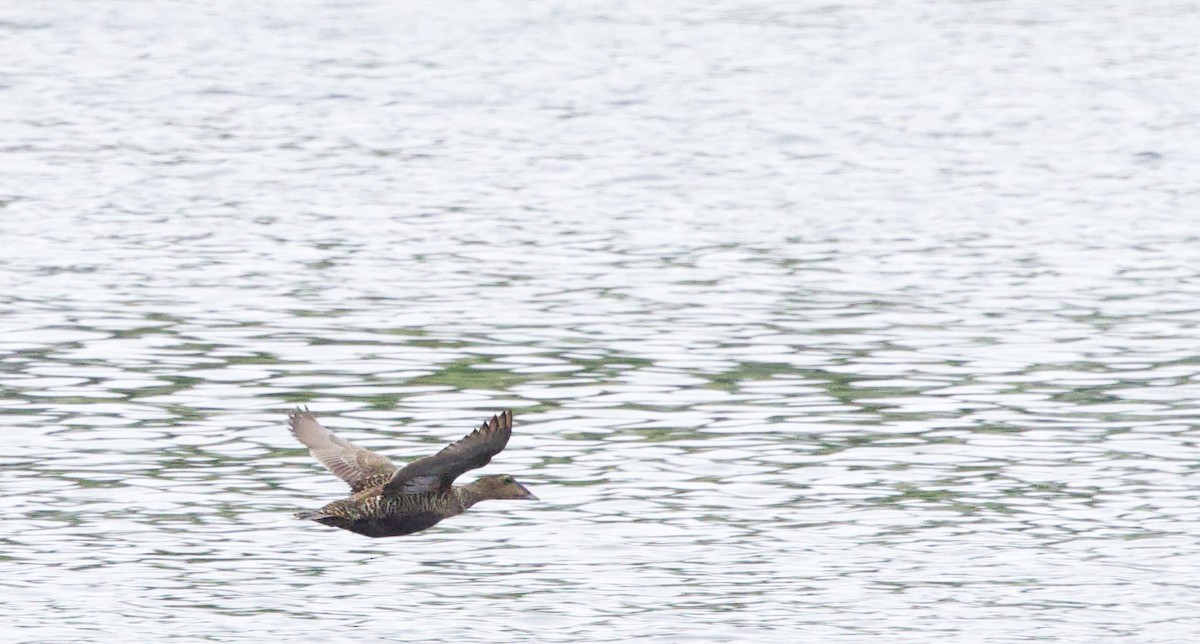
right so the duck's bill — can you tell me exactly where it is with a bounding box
[516,483,539,501]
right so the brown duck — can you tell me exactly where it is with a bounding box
[288,409,537,538]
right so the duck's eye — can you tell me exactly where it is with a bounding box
[503,476,514,483]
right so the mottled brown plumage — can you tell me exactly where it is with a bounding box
[288,409,536,538]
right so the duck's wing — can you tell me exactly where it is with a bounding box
[288,410,398,492]
[382,410,513,496]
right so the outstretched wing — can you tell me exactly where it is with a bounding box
[382,410,513,496]
[288,410,398,492]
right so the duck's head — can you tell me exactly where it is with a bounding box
[470,474,538,501]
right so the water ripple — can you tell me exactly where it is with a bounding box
[5,0,1200,641]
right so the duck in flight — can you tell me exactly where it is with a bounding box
[288,409,537,538]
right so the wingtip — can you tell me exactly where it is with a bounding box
[287,406,317,434]
[485,409,514,433]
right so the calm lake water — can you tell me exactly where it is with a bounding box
[4,1,1200,641]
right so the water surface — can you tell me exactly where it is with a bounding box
[3,1,1200,641]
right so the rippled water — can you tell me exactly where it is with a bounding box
[4,1,1200,641]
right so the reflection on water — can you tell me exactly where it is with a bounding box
[5,0,1200,641]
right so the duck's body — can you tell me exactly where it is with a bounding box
[288,409,536,538]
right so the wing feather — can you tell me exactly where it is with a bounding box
[382,410,513,496]
[288,410,398,492]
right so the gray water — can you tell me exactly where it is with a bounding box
[4,1,1200,641]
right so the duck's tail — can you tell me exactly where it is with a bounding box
[295,510,335,521]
